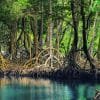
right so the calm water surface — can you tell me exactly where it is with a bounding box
[0,77,100,100]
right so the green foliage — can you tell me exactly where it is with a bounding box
[0,22,10,45]
[0,0,30,22]
[10,0,30,18]
[91,0,100,12]
[0,0,99,59]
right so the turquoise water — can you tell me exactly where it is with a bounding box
[0,77,100,100]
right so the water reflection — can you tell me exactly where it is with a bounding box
[0,77,100,100]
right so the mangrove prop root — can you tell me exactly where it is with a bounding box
[23,47,64,68]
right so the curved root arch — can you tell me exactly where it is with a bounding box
[45,55,62,68]
[23,47,63,68]
[36,47,63,62]
[37,47,63,59]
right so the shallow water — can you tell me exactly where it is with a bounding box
[0,77,100,100]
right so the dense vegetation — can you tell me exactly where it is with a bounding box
[0,0,100,73]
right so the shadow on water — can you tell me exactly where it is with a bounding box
[0,77,100,100]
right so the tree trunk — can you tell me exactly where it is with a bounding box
[56,20,61,53]
[80,0,95,69]
[49,0,53,68]
[89,12,98,56]
[97,37,100,60]
[30,16,39,57]
[34,16,39,57]
[67,29,73,53]
[67,0,79,67]
[10,21,17,60]
[39,0,44,49]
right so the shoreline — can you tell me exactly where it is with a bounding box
[0,66,100,82]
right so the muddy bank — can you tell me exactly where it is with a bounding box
[0,66,100,82]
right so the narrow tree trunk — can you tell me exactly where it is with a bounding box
[80,0,95,69]
[67,0,79,67]
[30,17,39,58]
[97,37,100,60]
[46,21,50,47]
[71,0,79,51]
[49,0,53,68]
[56,21,61,53]
[34,16,39,57]
[89,12,98,56]
[10,21,17,60]
[67,29,73,53]
[39,0,44,49]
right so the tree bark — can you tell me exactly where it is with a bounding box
[10,21,17,60]
[67,0,79,66]
[30,16,39,57]
[97,37,100,60]
[39,0,44,49]
[80,0,95,69]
